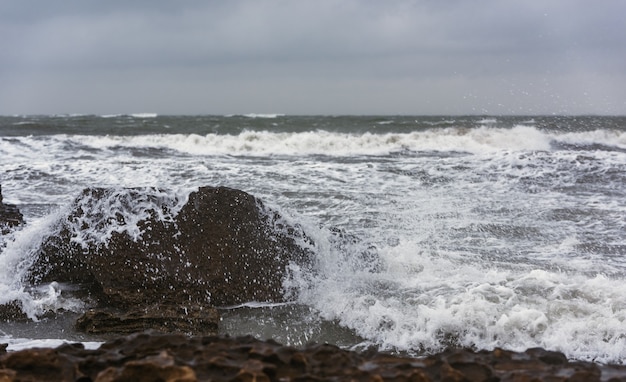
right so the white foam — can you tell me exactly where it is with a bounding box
[63,187,191,248]
[130,113,158,118]
[0,210,87,320]
[0,188,193,319]
[241,113,285,118]
[289,230,626,363]
[555,129,626,149]
[56,127,554,157]
[2,338,102,351]
[4,127,624,163]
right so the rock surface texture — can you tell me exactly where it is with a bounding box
[24,186,309,335]
[1,333,624,382]
[0,185,24,235]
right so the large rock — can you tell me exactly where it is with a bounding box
[1,333,624,381]
[0,185,24,235]
[26,186,311,334]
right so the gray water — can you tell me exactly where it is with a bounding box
[1,114,625,362]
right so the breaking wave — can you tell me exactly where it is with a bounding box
[3,126,624,160]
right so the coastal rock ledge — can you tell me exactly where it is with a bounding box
[21,186,311,335]
[1,332,625,381]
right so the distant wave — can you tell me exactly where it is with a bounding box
[477,118,498,124]
[6,126,625,160]
[241,113,285,119]
[97,113,158,118]
[423,120,456,126]
[75,125,553,155]
[130,113,158,118]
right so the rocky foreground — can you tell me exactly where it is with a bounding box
[1,332,625,381]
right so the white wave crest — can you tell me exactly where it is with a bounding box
[556,129,626,148]
[130,113,158,118]
[241,113,285,119]
[6,126,624,161]
[65,126,554,157]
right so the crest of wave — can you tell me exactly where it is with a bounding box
[71,125,554,157]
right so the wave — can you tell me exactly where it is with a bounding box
[129,113,158,118]
[2,180,625,362]
[241,113,285,119]
[23,126,621,158]
[288,221,626,364]
[3,126,625,160]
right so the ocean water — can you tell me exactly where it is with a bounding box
[0,114,625,363]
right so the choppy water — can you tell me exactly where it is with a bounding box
[1,114,625,363]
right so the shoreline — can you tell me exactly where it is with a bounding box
[2,332,625,381]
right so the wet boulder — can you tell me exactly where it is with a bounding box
[0,185,24,235]
[26,186,311,334]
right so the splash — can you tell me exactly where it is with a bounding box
[281,211,626,364]
[64,187,190,248]
[0,187,192,319]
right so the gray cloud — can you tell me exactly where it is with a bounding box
[1,0,625,115]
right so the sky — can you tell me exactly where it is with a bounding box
[1,0,625,116]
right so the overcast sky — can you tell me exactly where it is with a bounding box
[1,0,625,115]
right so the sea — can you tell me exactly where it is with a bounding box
[0,114,624,363]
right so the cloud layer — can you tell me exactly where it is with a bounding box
[2,0,625,115]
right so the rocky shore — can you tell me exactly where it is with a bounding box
[1,186,625,381]
[1,332,625,381]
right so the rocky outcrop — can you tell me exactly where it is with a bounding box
[1,332,624,381]
[24,186,311,335]
[0,185,24,235]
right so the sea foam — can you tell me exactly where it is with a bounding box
[52,126,554,157]
[286,224,626,363]
[4,126,624,162]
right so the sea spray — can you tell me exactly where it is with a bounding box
[64,187,190,248]
[0,208,86,320]
[289,228,626,363]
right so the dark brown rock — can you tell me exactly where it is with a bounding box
[75,305,218,336]
[24,186,311,335]
[95,351,197,382]
[0,333,624,382]
[0,185,24,235]
[0,301,29,321]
